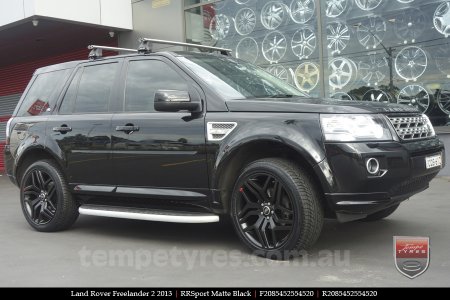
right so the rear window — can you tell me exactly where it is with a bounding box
[17,69,71,117]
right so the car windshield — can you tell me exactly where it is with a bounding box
[177,53,307,100]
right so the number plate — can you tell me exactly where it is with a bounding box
[425,154,442,169]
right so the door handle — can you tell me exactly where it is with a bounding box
[53,125,72,133]
[115,125,139,133]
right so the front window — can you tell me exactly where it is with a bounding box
[178,53,306,100]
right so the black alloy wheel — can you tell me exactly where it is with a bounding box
[235,172,295,249]
[20,160,79,232]
[22,168,58,225]
[231,158,323,259]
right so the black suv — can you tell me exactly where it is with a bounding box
[4,42,445,258]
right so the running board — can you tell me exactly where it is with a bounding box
[79,205,219,224]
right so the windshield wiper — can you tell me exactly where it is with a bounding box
[268,94,295,98]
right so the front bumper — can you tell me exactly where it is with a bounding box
[315,137,445,222]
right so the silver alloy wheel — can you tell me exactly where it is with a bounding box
[209,14,231,41]
[356,15,386,49]
[358,52,388,86]
[395,46,427,82]
[394,8,425,44]
[262,31,287,63]
[397,85,430,113]
[267,65,289,82]
[434,1,450,38]
[261,1,287,30]
[289,0,315,24]
[291,27,316,59]
[294,62,320,93]
[363,89,392,103]
[328,57,355,90]
[355,0,383,11]
[325,0,349,18]
[326,21,350,55]
[235,8,256,36]
[438,90,450,114]
[236,37,259,64]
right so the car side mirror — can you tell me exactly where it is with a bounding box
[154,90,201,113]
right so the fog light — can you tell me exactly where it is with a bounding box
[366,158,380,175]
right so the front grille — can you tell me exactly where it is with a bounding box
[388,115,434,141]
[388,173,437,196]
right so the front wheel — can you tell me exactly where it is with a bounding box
[230,158,323,259]
[20,160,79,232]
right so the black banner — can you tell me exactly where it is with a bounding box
[1,287,445,298]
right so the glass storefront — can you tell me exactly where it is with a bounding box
[184,0,450,126]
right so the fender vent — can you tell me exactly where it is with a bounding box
[207,122,237,141]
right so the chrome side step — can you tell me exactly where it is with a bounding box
[79,205,219,224]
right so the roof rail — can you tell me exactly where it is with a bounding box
[138,38,232,56]
[88,45,138,60]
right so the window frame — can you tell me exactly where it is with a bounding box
[15,68,72,117]
[56,59,123,115]
[115,56,203,114]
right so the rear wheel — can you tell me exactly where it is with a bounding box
[363,204,400,221]
[20,160,78,232]
[230,158,323,259]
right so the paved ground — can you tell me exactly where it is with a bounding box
[0,174,449,287]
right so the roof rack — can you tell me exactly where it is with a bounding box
[88,45,138,60]
[138,38,232,56]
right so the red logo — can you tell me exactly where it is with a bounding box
[394,236,429,279]
[27,99,49,116]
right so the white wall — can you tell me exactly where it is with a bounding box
[119,0,184,50]
[0,0,30,27]
[0,0,132,30]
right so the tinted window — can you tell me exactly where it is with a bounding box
[17,69,71,117]
[124,60,189,112]
[59,68,82,115]
[60,63,118,114]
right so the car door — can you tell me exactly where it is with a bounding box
[111,57,209,199]
[46,60,122,188]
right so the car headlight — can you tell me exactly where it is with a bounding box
[320,114,393,142]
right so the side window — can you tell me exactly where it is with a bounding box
[124,60,189,112]
[59,63,118,114]
[17,69,71,117]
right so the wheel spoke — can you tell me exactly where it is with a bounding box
[238,207,259,223]
[41,205,55,220]
[271,180,283,205]
[258,219,271,248]
[47,182,56,199]
[36,170,46,190]
[245,180,268,202]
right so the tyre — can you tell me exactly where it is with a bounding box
[363,204,400,222]
[20,160,79,232]
[230,158,323,259]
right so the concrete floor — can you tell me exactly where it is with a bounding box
[0,174,449,287]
